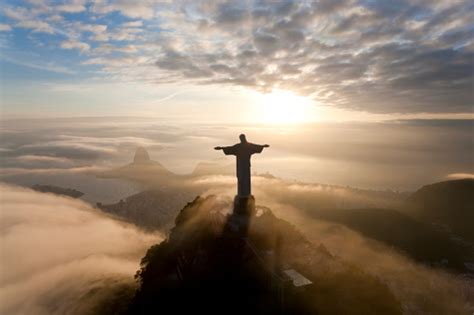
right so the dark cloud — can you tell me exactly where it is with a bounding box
[153,0,473,113]
[313,0,350,14]
[215,2,248,25]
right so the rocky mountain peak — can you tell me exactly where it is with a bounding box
[133,147,151,164]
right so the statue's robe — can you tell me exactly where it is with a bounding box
[222,142,265,196]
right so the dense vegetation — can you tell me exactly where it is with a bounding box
[407,179,474,242]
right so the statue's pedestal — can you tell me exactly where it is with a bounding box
[225,195,256,235]
[233,195,256,215]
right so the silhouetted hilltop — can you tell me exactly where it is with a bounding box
[128,196,401,315]
[303,207,473,272]
[97,189,195,231]
[406,179,474,243]
[31,184,84,198]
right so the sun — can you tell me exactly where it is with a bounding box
[259,89,314,124]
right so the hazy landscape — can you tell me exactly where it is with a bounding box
[1,117,473,314]
[1,0,473,314]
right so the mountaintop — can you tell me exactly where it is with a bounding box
[97,189,195,231]
[406,178,474,242]
[133,147,151,164]
[98,147,176,183]
[31,184,84,198]
[128,195,402,315]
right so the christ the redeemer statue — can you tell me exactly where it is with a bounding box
[215,134,269,197]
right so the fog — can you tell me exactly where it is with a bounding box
[0,184,162,315]
[0,117,472,314]
[270,204,473,314]
[191,181,473,314]
[187,175,407,210]
[1,117,472,191]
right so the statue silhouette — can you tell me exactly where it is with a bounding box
[215,134,269,197]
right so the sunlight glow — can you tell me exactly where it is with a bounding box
[259,89,315,124]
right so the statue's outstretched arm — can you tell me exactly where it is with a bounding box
[250,143,269,154]
[215,145,233,150]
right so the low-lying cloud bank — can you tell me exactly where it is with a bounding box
[0,183,162,315]
[1,118,472,190]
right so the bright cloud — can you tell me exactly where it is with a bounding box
[60,39,90,53]
[0,183,161,315]
[18,20,54,33]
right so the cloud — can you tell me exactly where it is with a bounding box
[188,174,406,211]
[123,20,143,27]
[60,39,90,53]
[3,6,55,33]
[5,0,470,114]
[94,44,138,54]
[68,22,109,41]
[57,0,86,13]
[148,0,473,113]
[0,23,12,32]
[16,155,74,168]
[0,123,165,176]
[0,183,161,315]
[17,141,116,161]
[0,117,471,190]
[447,173,474,179]
[0,165,105,177]
[17,20,54,34]
[3,7,30,21]
[90,1,156,19]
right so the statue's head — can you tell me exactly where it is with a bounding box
[239,134,247,143]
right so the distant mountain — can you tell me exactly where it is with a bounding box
[31,184,84,198]
[128,196,402,315]
[97,189,196,231]
[98,147,178,185]
[133,147,151,164]
[406,179,474,243]
[98,147,238,188]
[191,161,234,177]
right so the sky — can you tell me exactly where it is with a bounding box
[0,0,472,122]
[0,0,472,189]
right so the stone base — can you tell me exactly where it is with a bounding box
[233,195,256,215]
[225,195,256,235]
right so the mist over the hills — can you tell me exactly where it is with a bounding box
[0,184,162,315]
[1,175,473,313]
[1,117,472,190]
[187,180,474,313]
